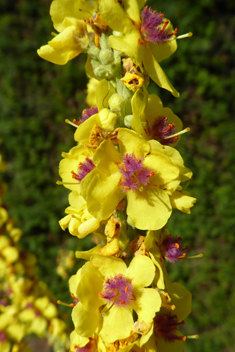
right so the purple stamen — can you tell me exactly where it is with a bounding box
[0,331,6,343]
[99,274,134,308]
[71,158,95,182]
[147,116,178,145]
[141,6,178,45]
[154,314,186,342]
[161,235,190,263]
[119,153,154,191]
[80,106,98,124]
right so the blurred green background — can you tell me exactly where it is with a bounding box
[1,0,235,351]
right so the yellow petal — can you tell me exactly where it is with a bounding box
[170,191,197,214]
[142,46,179,97]
[150,35,177,63]
[126,255,155,288]
[96,80,116,111]
[50,0,98,32]
[99,306,133,343]
[91,254,127,278]
[37,44,80,65]
[77,268,103,311]
[127,187,171,230]
[81,169,123,220]
[123,0,141,25]
[99,0,134,33]
[132,288,161,322]
[72,302,101,337]
[118,128,150,157]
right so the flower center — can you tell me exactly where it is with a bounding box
[147,116,178,145]
[99,274,134,308]
[160,235,190,263]
[71,158,95,182]
[140,6,178,45]
[73,106,98,126]
[154,314,186,342]
[119,153,154,191]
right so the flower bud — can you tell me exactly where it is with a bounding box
[108,93,124,112]
[98,108,117,131]
[99,49,114,65]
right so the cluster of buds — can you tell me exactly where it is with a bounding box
[0,154,69,352]
[38,1,200,351]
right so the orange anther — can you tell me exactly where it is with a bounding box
[178,253,187,259]
[182,336,187,341]
[149,171,155,177]
[124,166,127,172]
[158,20,169,36]
[118,274,123,279]
[73,119,80,125]
[125,286,128,292]
[105,278,110,284]
[125,153,128,158]
[98,292,105,298]
[174,243,180,249]
[137,158,141,163]
[71,293,76,299]
[124,186,131,190]
[70,303,75,307]
[120,300,126,305]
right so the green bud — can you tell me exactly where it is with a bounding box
[99,49,114,65]
[108,93,124,112]
[124,115,133,128]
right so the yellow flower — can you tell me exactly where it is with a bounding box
[38,17,89,65]
[72,254,160,343]
[131,89,183,147]
[37,0,98,65]
[80,128,192,230]
[99,0,180,96]
[145,230,192,321]
[59,191,100,239]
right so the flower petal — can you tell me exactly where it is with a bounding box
[81,168,123,220]
[126,255,155,288]
[50,0,98,32]
[99,306,133,343]
[99,0,134,33]
[72,302,101,337]
[132,288,161,322]
[37,44,80,65]
[127,187,171,230]
[91,254,127,278]
[118,128,150,157]
[142,46,179,97]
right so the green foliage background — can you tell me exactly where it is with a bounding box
[1,0,235,351]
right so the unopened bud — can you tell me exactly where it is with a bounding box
[108,93,124,112]
[99,49,114,65]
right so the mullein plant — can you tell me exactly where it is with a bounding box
[38,0,201,351]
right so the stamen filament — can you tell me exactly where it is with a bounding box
[56,180,77,185]
[164,127,190,139]
[187,334,199,339]
[176,32,193,40]
[187,254,203,259]
[65,119,78,128]
[57,300,73,307]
